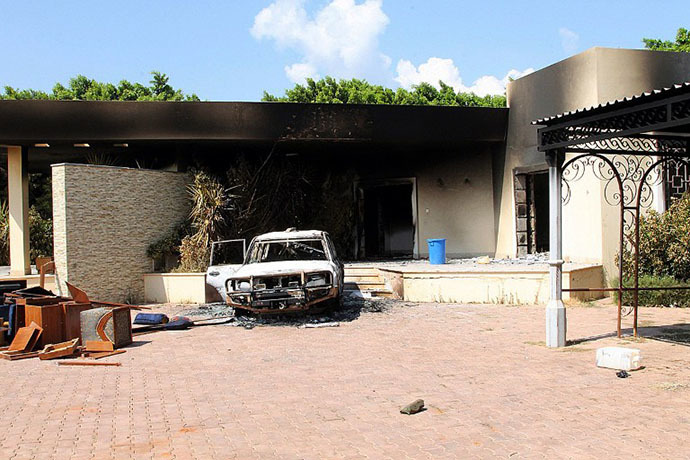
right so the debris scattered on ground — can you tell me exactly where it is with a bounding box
[133,313,169,325]
[58,360,122,367]
[349,252,550,268]
[596,346,641,371]
[83,350,127,360]
[85,340,114,352]
[299,322,340,329]
[616,370,630,378]
[400,399,425,415]
[178,296,413,330]
[38,338,79,360]
[7,322,42,352]
[0,283,133,365]
[164,316,194,330]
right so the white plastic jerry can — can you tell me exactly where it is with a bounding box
[596,347,642,371]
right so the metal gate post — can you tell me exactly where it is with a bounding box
[546,149,566,347]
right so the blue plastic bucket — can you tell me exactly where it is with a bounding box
[427,238,447,264]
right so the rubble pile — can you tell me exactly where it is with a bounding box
[179,296,411,330]
[0,283,142,364]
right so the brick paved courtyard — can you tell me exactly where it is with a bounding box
[2,301,689,459]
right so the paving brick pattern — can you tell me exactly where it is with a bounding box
[2,302,690,459]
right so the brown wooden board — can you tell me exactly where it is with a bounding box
[58,360,121,367]
[15,297,71,306]
[38,338,79,360]
[25,303,64,348]
[0,350,40,360]
[84,350,126,360]
[85,340,114,352]
[8,322,43,352]
[61,302,92,343]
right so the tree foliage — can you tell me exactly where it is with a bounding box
[643,27,690,52]
[1,71,199,101]
[262,77,506,107]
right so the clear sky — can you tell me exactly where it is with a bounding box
[0,1,687,101]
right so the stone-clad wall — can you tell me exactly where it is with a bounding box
[52,164,190,302]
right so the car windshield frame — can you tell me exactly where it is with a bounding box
[246,238,329,264]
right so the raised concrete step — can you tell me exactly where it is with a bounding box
[344,281,386,290]
[344,274,381,282]
[344,270,380,277]
[343,266,395,298]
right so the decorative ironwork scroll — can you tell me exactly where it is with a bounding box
[561,152,690,336]
[537,92,690,152]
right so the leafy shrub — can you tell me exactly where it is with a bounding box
[614,192,690,307]
[146,221,191,272]
[612,275,690,308]
[29,206,53,262]
[620,192,690,281]
[0,203,53,266]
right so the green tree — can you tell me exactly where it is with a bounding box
[1,71,200,101]
[643,27,690,52]
[262,76,506,107]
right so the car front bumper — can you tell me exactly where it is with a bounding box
[226,286,339,313]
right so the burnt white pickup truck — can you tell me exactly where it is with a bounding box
[206,229,344,315]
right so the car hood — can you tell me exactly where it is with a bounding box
[229,260,337,279]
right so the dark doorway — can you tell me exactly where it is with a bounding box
[358,182,415,259]
[515,170,549,255]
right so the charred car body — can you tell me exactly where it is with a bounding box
[220,230,344,314]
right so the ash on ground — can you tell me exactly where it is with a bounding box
[346,252,549,267]
[179,295,413,329]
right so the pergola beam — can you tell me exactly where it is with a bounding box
[537,89,690,152]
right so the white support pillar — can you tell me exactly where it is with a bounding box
[7,146,31,276]
[546,150,566,347]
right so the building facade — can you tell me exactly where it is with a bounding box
[0,47,689,301]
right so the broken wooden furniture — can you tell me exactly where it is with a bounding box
[38,338,79,360]
[22,297,71,348]
[0,322,43,360]
[38,259,55,289]
[80,307,132,349]
[62,301,92,344]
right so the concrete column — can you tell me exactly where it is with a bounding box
[7,146,31,276]
[546,150,566,348]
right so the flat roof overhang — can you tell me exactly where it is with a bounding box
[0,100,507,146]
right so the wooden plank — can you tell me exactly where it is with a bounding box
[85,340,114,352]
[66,282,90,303]
[8,322,43,352]
[38,338,79,360]
[62,302,92,342]
[58,360,121,367]
[25,304,64,347]
[0,350,40,360]
[84,350,126,360]
[15,297,71,306]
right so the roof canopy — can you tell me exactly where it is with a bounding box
[534,82,690,156]
[0,100,507,146]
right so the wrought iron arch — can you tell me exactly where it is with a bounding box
[561,152,690,336]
